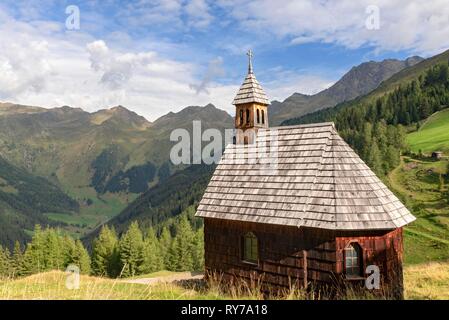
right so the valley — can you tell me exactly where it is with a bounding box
[1,48,449,274]
[0,103,232,243]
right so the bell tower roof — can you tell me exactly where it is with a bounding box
[232,50,269,106]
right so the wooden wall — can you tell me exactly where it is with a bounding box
[204,218,404,298]
[204,218,336,290]
[335,228,404,299]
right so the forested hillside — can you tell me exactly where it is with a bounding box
[0,103,232,242]
[0,156,78,248]
[269,56,423,125]
[85,164,215,242]
[283,56,449,177]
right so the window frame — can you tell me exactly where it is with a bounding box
[344,242,363,279]
[242,232,259,265]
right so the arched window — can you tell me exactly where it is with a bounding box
[261,110,265,124]
[246,109,250,124]
[239,109,244,125]
[256,109,260,123]
[243,232,258,263]
[344,243,362,277]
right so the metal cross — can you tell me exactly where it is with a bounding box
[247,49,253,74]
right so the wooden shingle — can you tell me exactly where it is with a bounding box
[196,122,416,230]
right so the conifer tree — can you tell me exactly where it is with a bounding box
[159,227,173,269]
[63,236,91,274]
[21,225,46,275]
[367,141,383,176]
[11,241,24,277]
[44,228,65,270]
[170,217,195,271]
[72,240,91,275]
[0,245,11,278]
[119,222,144,277]
[140,228,163,274]
[91,225,120,277]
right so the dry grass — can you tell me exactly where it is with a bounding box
[0,261,448,300]
[404,261,449,300]
[0,271,216,300]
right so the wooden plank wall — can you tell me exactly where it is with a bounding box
[335,228,404,298]
[204,218,336,290]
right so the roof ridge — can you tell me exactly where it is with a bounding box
[272,122,335,130]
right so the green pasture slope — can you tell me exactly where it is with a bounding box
[407,108,449,154]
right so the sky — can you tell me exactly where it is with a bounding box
[0,0,449,121]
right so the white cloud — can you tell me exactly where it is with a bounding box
[2,0,448,124]
[116,0,213,31]
[185,0,214,28]
[220,0,449,55]
[0,9,237,120]
[190,57,226,94]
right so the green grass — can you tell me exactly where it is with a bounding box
[45,187,137,238]
[388,156,449,264]
[0,271,220,300]
[407,108,449,154]
[1,261,448,300]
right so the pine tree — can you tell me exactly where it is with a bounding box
[170,217,195,271]
[11,241,24,277]
[73,240,91,274]
[119,222,144,277]
[21,225,46,275]
[91,225,120,277]
[139,228,163,274]
[0,245,11,278]
[44,228,65,270]
[367,141,383,176]
[384,145,400,173]
[159,227,173,270]
[62,236,89,274]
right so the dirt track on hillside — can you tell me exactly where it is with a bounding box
[123,272,204,285]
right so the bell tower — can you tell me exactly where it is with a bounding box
[233,50,269,144]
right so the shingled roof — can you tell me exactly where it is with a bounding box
[196,122,416,230]
[232,72,270,106]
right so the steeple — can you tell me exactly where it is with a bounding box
[233,50,269,144]
[247,49,253,74]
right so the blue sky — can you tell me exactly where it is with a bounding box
[0,0,448,120]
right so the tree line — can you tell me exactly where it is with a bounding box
[284,61,449,176]
[0,217,204,279]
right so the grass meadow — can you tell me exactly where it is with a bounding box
[407,108,449,154]
[0,261,448,300]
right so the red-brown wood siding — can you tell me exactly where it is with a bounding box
[203,218,404,298]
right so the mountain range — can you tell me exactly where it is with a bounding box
[2,50,448,248]
[269,56,424,125]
